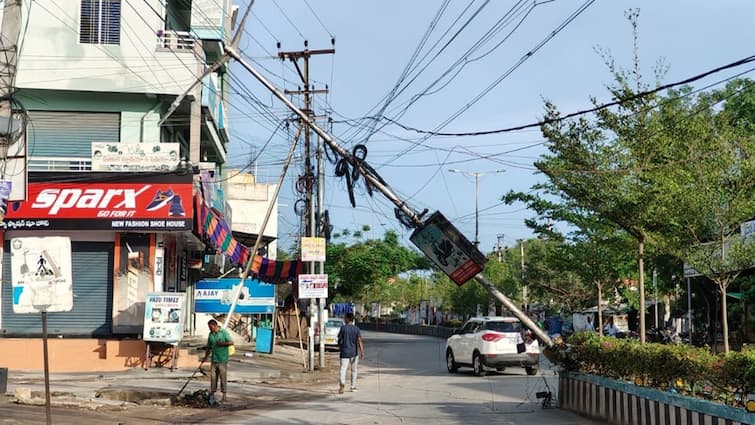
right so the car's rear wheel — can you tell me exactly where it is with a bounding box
[473,352,486,377]
[446,350,458,373]
[525,366,538,376]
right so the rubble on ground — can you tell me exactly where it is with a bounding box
[171,389,218,408]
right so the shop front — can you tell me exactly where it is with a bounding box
[0,172,202,371]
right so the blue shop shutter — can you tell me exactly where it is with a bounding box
[26,111,120,158]
[1,242,114,336]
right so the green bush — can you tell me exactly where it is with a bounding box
[557,333,751,407]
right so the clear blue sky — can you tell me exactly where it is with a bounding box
[225,0,755,254]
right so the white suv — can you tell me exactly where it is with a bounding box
[445,316,540,376]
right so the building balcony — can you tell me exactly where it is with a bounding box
[28,156,92,172]
[156,30,195,51]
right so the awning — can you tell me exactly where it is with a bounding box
[232,230,276,252]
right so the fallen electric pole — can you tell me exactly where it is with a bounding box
[224,45,554,350]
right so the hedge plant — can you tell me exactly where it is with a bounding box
[554,332,755,407]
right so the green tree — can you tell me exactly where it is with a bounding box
[324,230,430,302]
[512,10,672,342]
[654,80,755,352]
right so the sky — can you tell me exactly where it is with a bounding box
[224,0,755,255]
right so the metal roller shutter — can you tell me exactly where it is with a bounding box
[26,111,120,158]
[1,242,114,336]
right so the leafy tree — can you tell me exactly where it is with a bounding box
[508,10,672,342]
[654,80,755,352]
[324,230,431,302]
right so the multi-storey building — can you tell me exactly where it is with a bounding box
[0,0,241,371]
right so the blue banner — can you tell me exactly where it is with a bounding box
[194,278,275,314]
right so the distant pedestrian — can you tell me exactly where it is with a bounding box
[585,315,595,332]
[604,317,618,337]
[337,312,365,394]
[203,319,234,403]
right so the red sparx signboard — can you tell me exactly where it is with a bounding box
[4,178,193,231]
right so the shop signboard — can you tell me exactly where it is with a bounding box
[92,142,180,172]
[298,274,328,299]
[143,292,186,344]
[2,174,193,231]
[194,278,275,314]
[301,237,326,262]
[10,237,73,313]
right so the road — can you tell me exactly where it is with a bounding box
[0,331,608,424]
[235,331,607,424]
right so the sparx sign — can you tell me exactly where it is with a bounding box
[3,176,193,231]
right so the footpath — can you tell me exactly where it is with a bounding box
[2,341,340,412]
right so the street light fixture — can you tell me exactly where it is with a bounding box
[448,168,505,248]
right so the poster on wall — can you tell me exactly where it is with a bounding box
[143,292,185,344]
[113,233,153,333]
[10,237,73,313]
[91,142,180,172]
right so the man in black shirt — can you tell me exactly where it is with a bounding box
[337,312,365,394]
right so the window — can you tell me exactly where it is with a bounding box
[80,0,121,45]
[485,321,521,332]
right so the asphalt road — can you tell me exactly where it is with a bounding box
[0,331,609,424]
[232,330,608,425]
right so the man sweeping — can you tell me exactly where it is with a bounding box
[203,319,234,403]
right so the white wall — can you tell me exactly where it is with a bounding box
[225,172,279,259]
[15,0,199,95]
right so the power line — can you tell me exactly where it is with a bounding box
[302,0,333,38]
[385,53,755,137]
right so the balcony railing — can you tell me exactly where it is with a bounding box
[157,30,195,51]
[28,156,92,172]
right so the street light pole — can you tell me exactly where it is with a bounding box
[448,169,505,248]
[474,173,480,247]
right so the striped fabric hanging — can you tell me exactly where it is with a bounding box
[198,195,302,283]
[250,255,303,284]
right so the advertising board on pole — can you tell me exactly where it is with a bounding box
[194,278,275,314]
[298,274,328,299]
[410,211,487,286]
[301,237,326,262]
[143,292,186,344]
[10,237,73,313]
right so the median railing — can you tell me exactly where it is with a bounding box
[357,322,455,339]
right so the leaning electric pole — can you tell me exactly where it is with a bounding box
[279,40,335,371]
[224,34,555,355]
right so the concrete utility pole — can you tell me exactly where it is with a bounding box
[496,234,504,262]
[279,41,334,371]
[0,0,21,119]
[520,239,527,313]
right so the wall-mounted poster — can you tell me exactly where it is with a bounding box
[10,237,73,313]
[113,233,153,333]
[91,142,180,172]
[143,292,185,344]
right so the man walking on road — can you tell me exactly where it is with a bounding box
[337,312,364,394]
[203,319,234,402]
